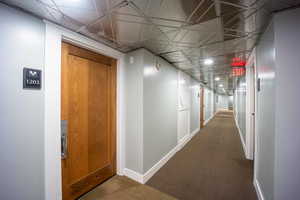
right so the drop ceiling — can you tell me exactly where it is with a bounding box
[1,0,299,94]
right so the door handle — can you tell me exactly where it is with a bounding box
[61,120,68,159]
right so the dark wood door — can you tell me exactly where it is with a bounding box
[200,87,205,128]
[61,42,116,200]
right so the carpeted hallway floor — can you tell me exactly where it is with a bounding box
[146,111,258,200]
[79,175,177,200]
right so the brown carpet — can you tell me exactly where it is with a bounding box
[79,175,177,200]
[146,111,257,200]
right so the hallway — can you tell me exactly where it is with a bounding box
[147,111,257,200]
[1,1,300,199]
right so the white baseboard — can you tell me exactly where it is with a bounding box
[143,143,179,184]
[177,128,199,152]
[177,134,190,151]
[123,168,143,183]
[124,127,200,184]
[254,179,265,200]
[191,127,200,138]
[204,113,216,126]
[234,115,248,159]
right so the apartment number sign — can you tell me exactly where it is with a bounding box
[23,68,42,89]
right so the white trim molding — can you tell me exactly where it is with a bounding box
[245,48,256,161]
[44,21,125,200]
[234,114,247,159]
[143,143,179,184]
[124,127,200,184]
[254,179,265,200]
[123,168,143,184]
[191,127,200,138]
[204,112,216,126]
[178,134,190,150]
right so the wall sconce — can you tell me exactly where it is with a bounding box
[144,58,160,76]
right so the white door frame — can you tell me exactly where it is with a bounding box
[44,21,125,200]
[177,71,191,144]
[245,49,256,160]
[252,48,259,182]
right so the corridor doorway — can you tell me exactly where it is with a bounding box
[200,87,205,128]
[246,54,256,160]
[61,42,117,200]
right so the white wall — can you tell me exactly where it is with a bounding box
[178,71,191,142]
[143,50,178,173]
[273,8,300,199]
[253,8,300,200]
[204,87,215,123]
[255,20,276,200]
[0,4,45,200]
[190,79,200,133]
[124,49,203,181]
[124,49,179,174]
[124,50,144,174]
[234,77,247,144]
[216,95,229,111]
[228,96,233,110]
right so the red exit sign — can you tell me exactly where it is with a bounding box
[232,67,245,77]
[231,57,246,67]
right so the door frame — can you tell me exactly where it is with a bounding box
[245,49,256,160]
[44,21,125,200]
[200,87,205,128]
[177,71,191,144]
[252,48,259,183]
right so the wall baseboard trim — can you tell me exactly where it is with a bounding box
[143,142,179,184]
[234,115,248,159]
[191,127,200,138]
[123,168,143,183]
[254,179,265,200]
[124,127,200,184]
[177,128,199,151]
[204,113,216,126]
[178,134,190,151]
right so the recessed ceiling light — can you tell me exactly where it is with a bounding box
[219,84,223,87]
[215,77,220,81]
[204,58,214,65]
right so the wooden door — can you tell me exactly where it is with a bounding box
[61,42,116,200]
[200,87,205,128]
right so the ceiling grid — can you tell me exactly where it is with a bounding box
[1,0,298,94]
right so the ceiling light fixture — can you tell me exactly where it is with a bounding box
[204,58,214,65]
[215,77,220,81]
[219,84,223,87]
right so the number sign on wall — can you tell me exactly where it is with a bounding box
[23,68,42,89]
